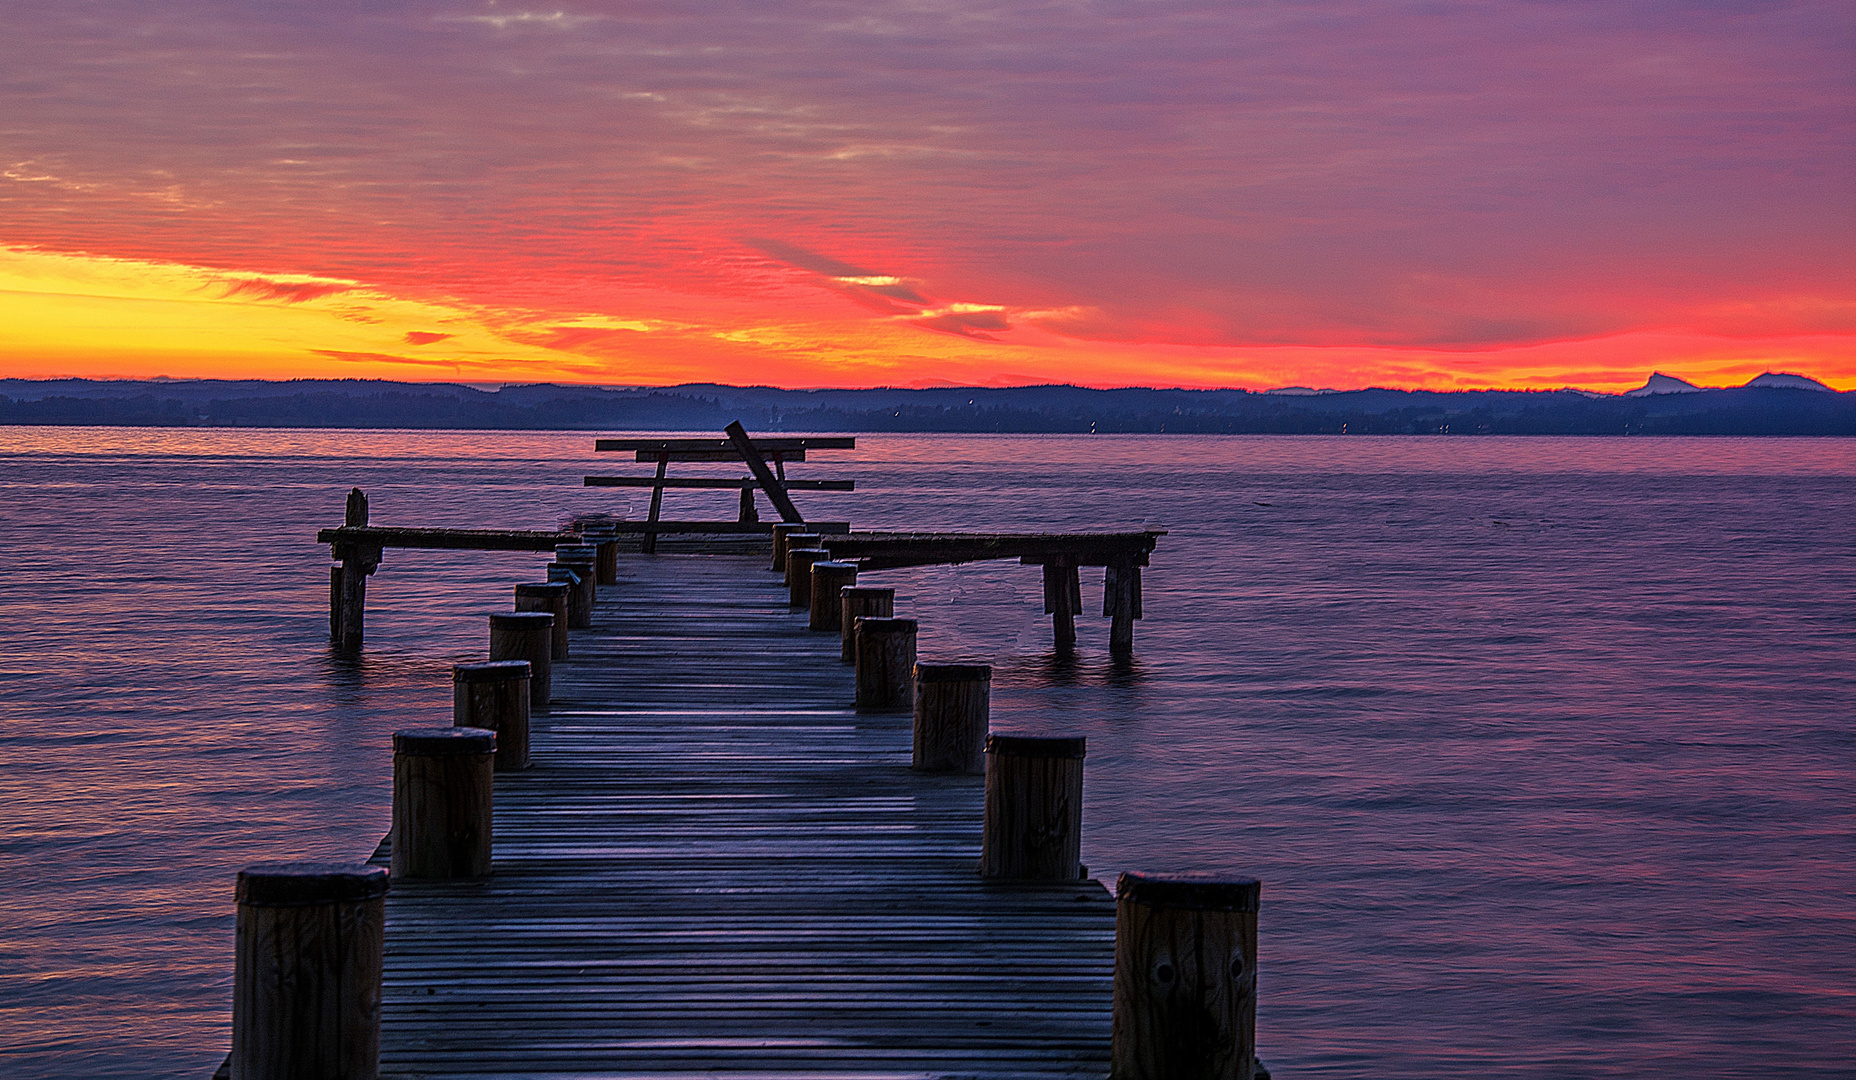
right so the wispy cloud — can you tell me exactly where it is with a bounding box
[0,0,1848,387]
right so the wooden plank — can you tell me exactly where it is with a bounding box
[362,554,1114,1077]
[821,531,1163,570]
[585,477,855,491]
[633,448,807,463]
[726,421,804,524]
[316,526,572,551]
[596,437,855,452]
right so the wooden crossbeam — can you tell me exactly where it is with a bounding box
[818,531,1164,571]
[316,526,572,551]
[319,522,850,546]
[595,437,854,453]
[630,448,808,463]
[583,476,854,490]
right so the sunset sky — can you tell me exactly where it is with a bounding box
[3,1,1851,391]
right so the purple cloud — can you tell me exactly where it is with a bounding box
[0,0,1847,351]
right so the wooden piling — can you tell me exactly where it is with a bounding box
[840,586,895,662]
[808,561,858,632]
[854,616,917,710]
[488,612,553,708]
[1043,557,1082,650]
[981,734,1085,881]
[1104,558,1143,657]
[786,547,829,609]
[232,862,387,1080]
[556,543,600,608]
[547,564,592,629]
[912,663,990,774]
[453,660,531,771]
[580,527,620,586]
[770,523,806,572]
[1111,873,1260,1080]
[514,582,571,659]
[328,565,342,643]
[329,487,376,652]
[391,727,496,880]
[782,534,822,585]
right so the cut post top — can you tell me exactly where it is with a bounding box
[1116,871,1261,912]
[236,862,388,907]
[394,727,497,756]
[812,560,858,573]
[514,582,569,598]
[490,612,554,629]
[915,662,992,683]
[986,733,1086,759]
[857,616,918,635]
[454,660,530,683]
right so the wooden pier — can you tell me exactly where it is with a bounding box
[232,427,1273,1079]
[368,554,1115,1076]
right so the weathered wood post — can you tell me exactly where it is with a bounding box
[913,663,990,773]
[770,522,806,572]
[737,482,759,524]
[581,526,620,586]
[1043,556,1083,650]
[1111,873,1260,1080]
[328,566,342,642]
[1104,557,1143,657]
[781,533,822,585]
[232,862,387,1080]
[786,547,829,609]
[329,487,379,652]
[556,543,599,614]
[489,612,553,708]
[981,734,1085,880]
[514,581,571,660]
[840,586,895,662]
[453,660,531,771]
[808,561,858,631]
[547,563,592,629]
[391,727,495,879]
[854,616,917,709]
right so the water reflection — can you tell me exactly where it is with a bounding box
[0,430,1851,1079]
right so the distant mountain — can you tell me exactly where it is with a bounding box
[1744,372,1833,392]
[0,376,1850,435]
[1624,373,1703,397]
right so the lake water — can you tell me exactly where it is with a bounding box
[1,428,1852,1078]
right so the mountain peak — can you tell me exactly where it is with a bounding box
[1744,371,1833,392]
[1623,372,1703,397]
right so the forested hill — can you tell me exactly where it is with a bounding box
[2,378,1851,435]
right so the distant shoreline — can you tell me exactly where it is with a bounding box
[2,378,1851,436]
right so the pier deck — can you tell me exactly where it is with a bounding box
[373,554,1115,1077]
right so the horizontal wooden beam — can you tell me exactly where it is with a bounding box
[320,521,852,547]
[593,520,851,535]
[316,526,572,551]
[633,448,807,463]
[595,437,854,452]
[819,530,1163,570]
[582,476,853,491]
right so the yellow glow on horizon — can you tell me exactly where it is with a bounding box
[0,244,1851,392]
